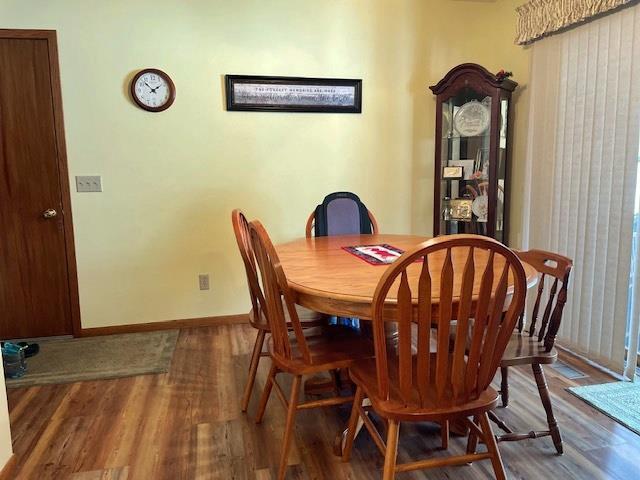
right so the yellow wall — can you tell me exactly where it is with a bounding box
[1,0,529,328]
[0,372,12,470]
[412,0,531,245]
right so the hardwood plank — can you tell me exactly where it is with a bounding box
[69,466,129,480]
[0,454,16,480]
[7,384,72,456]
[5,324,639,479]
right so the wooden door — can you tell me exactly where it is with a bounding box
[0,30,80,339]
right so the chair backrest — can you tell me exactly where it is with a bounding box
[371,234,527,408]
[515,249,573,351]
[249,220,311,363]
[231,209,265,320]
[306,191,379,237]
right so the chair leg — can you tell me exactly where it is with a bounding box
[382,419,399,480]
[440,420,449,450]
[479,412,506,480]
[488,410,513,434]
[500,366,509,407]
[466,416,479,455]
[532,363,563,455]
[241,329,266,412]
[342,385,364,462]
[277,375,302,480]
[255,363,277,424]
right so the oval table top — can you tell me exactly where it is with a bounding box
[276,234,538,320]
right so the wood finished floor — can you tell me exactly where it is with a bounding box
[6,324,640,479]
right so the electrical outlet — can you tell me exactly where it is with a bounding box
[199,274,210,291]
[76,176,102,192]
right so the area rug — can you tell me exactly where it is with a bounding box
[567,382,640,436]
[5,330,179,388]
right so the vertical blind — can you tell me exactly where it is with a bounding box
[522,3,640,375]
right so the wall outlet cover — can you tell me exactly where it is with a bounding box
[199,274,210,291]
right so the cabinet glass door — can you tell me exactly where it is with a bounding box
[439,87,492,236]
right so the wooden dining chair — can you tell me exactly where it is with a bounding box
[342,234,527,480]
[231,209,323,413]
[306,191,379,336]
[305,191,379,238]
[490,249,573,455]
[249,219,374,480]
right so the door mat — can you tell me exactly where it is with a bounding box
[567,382,640,436]
[5,330,178,388]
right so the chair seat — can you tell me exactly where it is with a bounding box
[448,324,558,367]
[268,325,374,375]
[249,304,325,330]
[501,332,558,367]
[349,355,499,422]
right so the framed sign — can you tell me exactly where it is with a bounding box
[448,159,475,180]
[225,75,362,113]
[449,199,473,221]
[443,166,463,179]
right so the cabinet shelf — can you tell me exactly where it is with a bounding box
[440,178,488,182]
[442,134,490,140]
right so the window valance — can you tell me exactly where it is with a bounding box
[516,0,634,44]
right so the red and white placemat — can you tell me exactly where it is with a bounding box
[342,244,405,266]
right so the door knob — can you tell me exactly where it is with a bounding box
[42,209,57,219]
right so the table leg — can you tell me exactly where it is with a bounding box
[304,372,338,395]
[333,322,396,456]
[450,418,471,436]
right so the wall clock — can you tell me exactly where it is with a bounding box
[130,68,175,112]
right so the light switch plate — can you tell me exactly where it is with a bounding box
[76,176,102,192]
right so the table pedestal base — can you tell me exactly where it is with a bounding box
[334,398,372,456]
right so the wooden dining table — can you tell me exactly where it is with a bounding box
[276,233,538,455]
[276,233,538,320]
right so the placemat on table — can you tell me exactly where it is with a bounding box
[342,244,405,265]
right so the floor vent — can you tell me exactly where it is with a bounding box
[550,361,589,379]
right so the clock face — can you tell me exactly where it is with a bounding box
[131,69,175,112]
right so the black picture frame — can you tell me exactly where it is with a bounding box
[225,75,362,113]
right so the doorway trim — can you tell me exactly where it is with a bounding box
[0,29,82,337]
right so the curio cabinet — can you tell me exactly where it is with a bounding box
[430,63,517,243]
